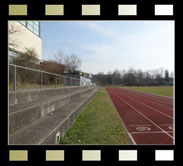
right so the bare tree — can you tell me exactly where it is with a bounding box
[64,54,81,72]
[94,67,173,86]
[54,49,82,73]
[54,49,65,65]
[13,48,39,67]
[8,21,24,48]
[12,48,40,85]
[159,67,165,78]
[113,69,121,84]
[170,71,174,78]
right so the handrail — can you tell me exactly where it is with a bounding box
[9,63,83,91]
[9,64,80,80]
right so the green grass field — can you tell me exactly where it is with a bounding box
[60,88,131,144]
[123,86,173,97]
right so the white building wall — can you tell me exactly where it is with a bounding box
[80,76,92,86]
[8,21,42,60]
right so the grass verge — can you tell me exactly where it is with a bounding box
[60,88,131,144]
[122,86,173,97]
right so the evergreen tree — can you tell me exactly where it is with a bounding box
[165,70,169,82]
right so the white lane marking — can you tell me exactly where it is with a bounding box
[136,126,151,132]
[129,124,151,127]
[130,91,173,105]
[120,90,173,107]
[118,92,173,119]
[112,92,174,140]
[126,93,172,110]
[105,88,137,145]
[121,87,173,99]
[161,124,173,130]
[131,131,173,134]
[128,132,136,145]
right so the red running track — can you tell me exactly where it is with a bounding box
[106,87,174,145]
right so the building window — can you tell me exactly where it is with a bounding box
[19,21,40,37]
[9,49,22,64]
[27,23,34,31]
[9,50,21,57]
[19,21,26,26]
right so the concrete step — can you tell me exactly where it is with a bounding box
[9,86,89,105]
[9,88,98,145]
[9,87,94,134]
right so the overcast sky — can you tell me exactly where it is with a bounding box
[41,21,174,74]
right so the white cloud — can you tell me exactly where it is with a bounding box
[78,22,116,38]
[80,22,174,74]
[43,21,174,74]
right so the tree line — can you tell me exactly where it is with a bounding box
[93,68,174,86]
[9,48,82,86]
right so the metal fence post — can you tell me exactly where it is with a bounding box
[64,77,66,86]
[9,64,86,89]
[55,75,57,88]
[14,65,16,92]
[40,71,43,89]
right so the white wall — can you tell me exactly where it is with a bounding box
[80,76,92,86]
[8,21,42,60]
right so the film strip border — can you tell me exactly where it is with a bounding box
[8,149,175,162]
[3,1,178,166]
[7,3,175,17]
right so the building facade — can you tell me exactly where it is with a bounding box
[8,21,42,61]
[80,72,93,86]
[64,71,93,86]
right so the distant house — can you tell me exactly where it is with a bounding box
[167,77,174,86]
[64,71,93,86]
